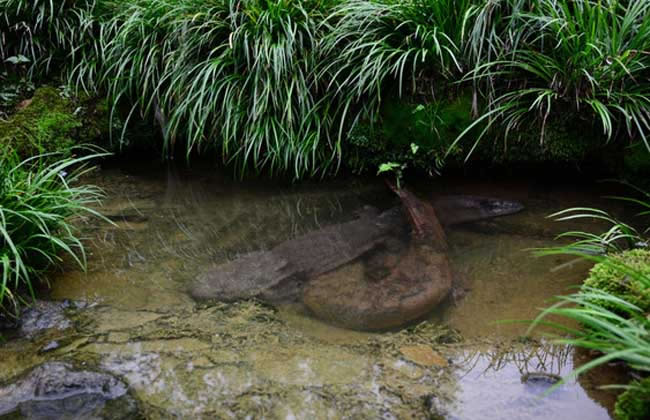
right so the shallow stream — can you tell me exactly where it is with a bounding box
[0,163,632,419]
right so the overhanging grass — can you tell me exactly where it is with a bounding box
[0,0,98,77]
[451,0,650,160]
[3,0,649,177]
[68,0,348,178]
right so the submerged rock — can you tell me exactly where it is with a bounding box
[19,301,73,338]
[0,362,136,419]
[303,242,452,330]
[521,371,562,386]
[39,341,61,353]
[399,345,449,368]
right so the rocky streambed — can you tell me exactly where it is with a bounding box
[0,162,630,419]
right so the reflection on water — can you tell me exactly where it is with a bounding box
[0,162,630,418]
[448,343,612,420]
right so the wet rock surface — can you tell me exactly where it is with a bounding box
[18,301,74,338]
[0,362,137,419]
[0,302,459,418]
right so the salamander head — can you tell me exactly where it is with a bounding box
[433,195,524,226]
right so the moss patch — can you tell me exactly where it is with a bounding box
[623,141,650,186]
[615,376,650,420]
[485,116,594,164]
[583,249,650,313]
[343,93,608,175]
[344,92,473,174]
[0,86,110,157]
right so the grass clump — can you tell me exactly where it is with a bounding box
[455,0,650,159]
[71,0,346,178]
[0,151,106,319]
[0,0,97,78]
[531,185,650,409]
[528,264,650,388]
[2,0,648,178]
[322,0,471,122]
[3,0,647,178]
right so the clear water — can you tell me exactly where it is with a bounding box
[0,162,630,419]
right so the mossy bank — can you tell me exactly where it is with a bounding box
[0,86,110,157]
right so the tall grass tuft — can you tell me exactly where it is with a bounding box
[0,151,106,318]
[453,0,650,159]
[322,0,472,120]
[69,0,346,178]
[527,261,650,381]
[0,0,98,78]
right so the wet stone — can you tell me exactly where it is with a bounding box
[399,345,448,368]
[521,371,562,386]
[19,301,75,338]
[303,243,452,331]
[0,362,138,419]
[39,341,60,353]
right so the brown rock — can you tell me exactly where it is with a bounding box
[399,345,448,367]
[302,242,452,331]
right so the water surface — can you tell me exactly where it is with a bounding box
[0,163,630,418]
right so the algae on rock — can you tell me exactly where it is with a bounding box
[0,300,459,418]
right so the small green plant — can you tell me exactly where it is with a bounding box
[377,162,406,188]
[0,150,108,319]
[376,142,421,188]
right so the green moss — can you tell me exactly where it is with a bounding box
[471,111,595,165]
[623,141,650,185]
[0,86,111,157]
[583,249,650,313]
[344,92,473,174]
[615,376,650,420]
[343,92,608,175]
